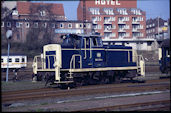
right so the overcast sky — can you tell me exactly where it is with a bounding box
[34,0,170,20]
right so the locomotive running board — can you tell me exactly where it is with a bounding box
[61,66,138,72]
[36,69,56,72]
[54,81,73,84]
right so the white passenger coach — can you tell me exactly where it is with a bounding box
[1,54,27,71]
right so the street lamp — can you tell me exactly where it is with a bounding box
[6,29,12,82]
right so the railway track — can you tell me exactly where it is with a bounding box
[2,78,170,103]
[1,64,162,81]
[81,100,170,111]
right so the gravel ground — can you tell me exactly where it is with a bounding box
[2,90,170,112]
[1,80,45,92]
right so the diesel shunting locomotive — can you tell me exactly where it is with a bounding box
[32,34,145,87]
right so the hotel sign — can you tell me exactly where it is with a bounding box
[95,0,121,5]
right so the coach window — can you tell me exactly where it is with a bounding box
[15,58,20,62]
[1,58,3,63]
[22,58,25,62]
[1,22,4,27]
[8,58,12,62]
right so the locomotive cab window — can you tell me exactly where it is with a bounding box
[92,38,97,46]
[91,36,103,47]
[61,35,81,48]
[15,58,20,62]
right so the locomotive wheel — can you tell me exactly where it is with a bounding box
[114,75,121,83]
[101,77,110,84]
[59,84,68,89]
[59,83,75,89]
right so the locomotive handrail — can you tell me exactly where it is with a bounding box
[136,55,145,76]
[90,38,92,59]
[84,38,87,59]
[69,54,82,79]
[70,54,82,70]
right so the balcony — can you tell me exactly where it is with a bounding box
[118,28,126,32]
[132,28,139,32]
[104,20,112,24]
[118,21,126,24]
[104,28,112,32]
[92,20,97,24]
[132,21,140,24]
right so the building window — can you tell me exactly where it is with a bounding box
[40,10,46,16]
[52,23,55,28]
[89,8,100,15]
[80,23,83,28]
[25,22,30,28]
[12,10,18,15]
[17,33,20,40]
[87,23,91,29]
[1,22,4,27]
[43,23,47,28]
[15,58,20,62]
[34,22,38,28]
[68,23,72,28]
[60,23,64,28]
[16,22,22,28]
[117,8,127,15]
[131,8,141,15]
[60,23,63,28]
[7,22,11,27]
[103,8,114,15]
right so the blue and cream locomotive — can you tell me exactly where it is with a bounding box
[32,34,145,87]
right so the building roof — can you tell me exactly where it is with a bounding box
[17,1,64,16]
